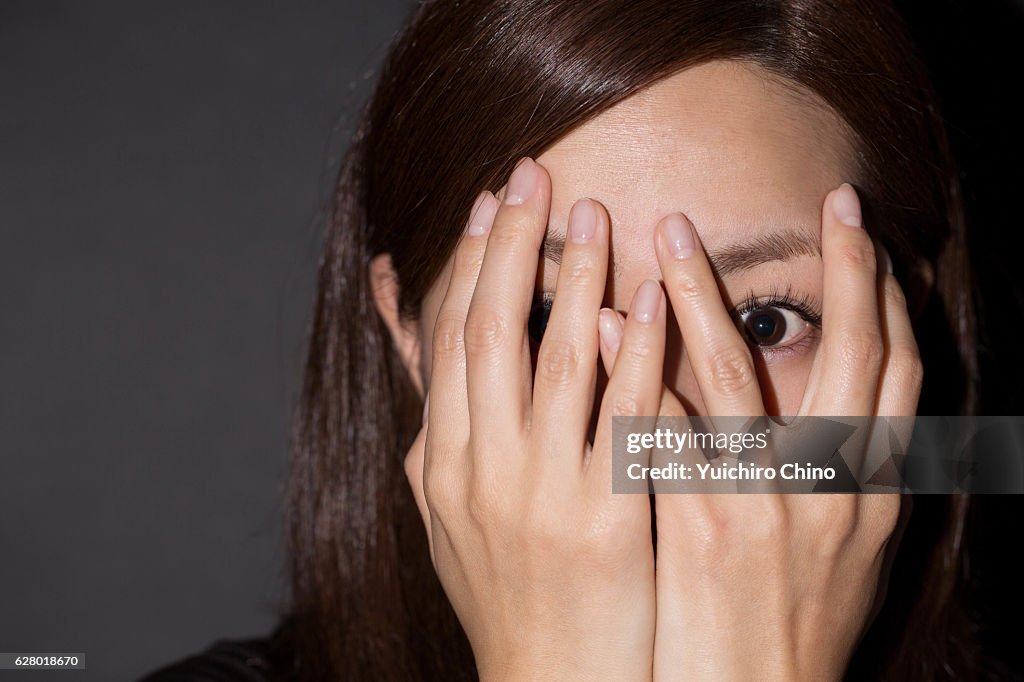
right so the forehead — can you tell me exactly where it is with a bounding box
[537,60,857,271]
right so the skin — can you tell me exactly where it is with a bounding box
[371,61,921,680]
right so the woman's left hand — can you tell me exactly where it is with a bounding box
[598,184,919,680]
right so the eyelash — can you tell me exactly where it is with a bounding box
[528,291,556,345]
[732,286,822,328]
[529,287,822,356]
[731,285,822,359]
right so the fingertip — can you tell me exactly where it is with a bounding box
[504,157,553,207]
[504,157,537,205]
[598,307,623,354]
[630,279,664,324]
[468,189,488,216]
[656,212,697,261]
[830,183,863,228]
[467,190,499,236]
[568,198,599,243]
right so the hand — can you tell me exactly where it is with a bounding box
[597,184,917,680]
[404,158,661,681]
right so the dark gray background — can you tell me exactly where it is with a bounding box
[2,2,1022,681]
[0,2,410,681]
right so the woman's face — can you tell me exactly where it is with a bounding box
[417,60,858,416]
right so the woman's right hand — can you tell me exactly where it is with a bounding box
[594,189,910,682]
[403,158,661,681]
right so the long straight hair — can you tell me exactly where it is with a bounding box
[283,1,979,679]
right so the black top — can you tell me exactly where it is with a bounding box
[137,638,277,682]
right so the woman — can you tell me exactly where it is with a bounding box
[143,0,985,679]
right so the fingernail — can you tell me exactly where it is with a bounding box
[632,279,662,323]
[833,183,862,228]
[661,213,695,259]
[598,308,622,352]
[467,191,496,236]
[569,199,597,243]
[505,158,538,205]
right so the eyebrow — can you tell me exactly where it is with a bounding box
[541,233,567,265]
[541,227,819,276]
[706,228,820,275]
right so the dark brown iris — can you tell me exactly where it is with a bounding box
[744,307,786,346]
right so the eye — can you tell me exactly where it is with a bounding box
[528,293,554,344]
[739,306,811,347]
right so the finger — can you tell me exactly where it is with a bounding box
[465,158,550,439]
[875,268,923,462]
[405,398,434,563]
[598,308,686,418]
[598,310,724,496]
[532,199,608,458]
[428,191,499,450]
[802,184,883,416]
[654,212,765,420]
[876,271,923,417]
[589,280,666,488]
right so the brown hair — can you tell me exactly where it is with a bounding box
[283,1,979,679]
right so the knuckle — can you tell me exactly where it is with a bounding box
[748,497,788,543]
[806,497,858,549]
[688,508,729,558]
[883,277,909,311]
[668,270,705,303]
[464,489,487,526]
[536,338,582,388]
[703,346,757,396]
[403,448,423,484]
[489,214,536,250]
[564,254,597,287]
[864,494,902,543]
[464,306,508,354]
[465,482,504,530]
[620,337,654,362]
[423,469,458,515]
[610,393,643,417]
[837,241,877,273]
[839,330,884,371]
[682,502,770,568]
[452,243,485,279]
[888,348,924,389]
[432,314,465,359]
